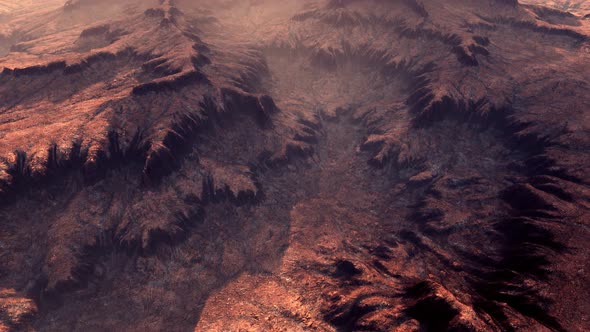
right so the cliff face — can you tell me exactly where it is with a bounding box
[0,0,588,331]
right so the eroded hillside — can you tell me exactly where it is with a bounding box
[0,0,589,331]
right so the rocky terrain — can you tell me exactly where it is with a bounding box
[0,0,589,331]
[522,0,590,16]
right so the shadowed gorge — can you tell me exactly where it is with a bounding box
[0,0,589,331]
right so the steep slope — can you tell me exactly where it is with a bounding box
[0,0,589,331]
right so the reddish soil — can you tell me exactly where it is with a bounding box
[0,0,589,331]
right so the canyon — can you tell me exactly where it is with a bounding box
[0,0,589,331]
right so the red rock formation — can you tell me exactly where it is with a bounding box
[0,0,588,331]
